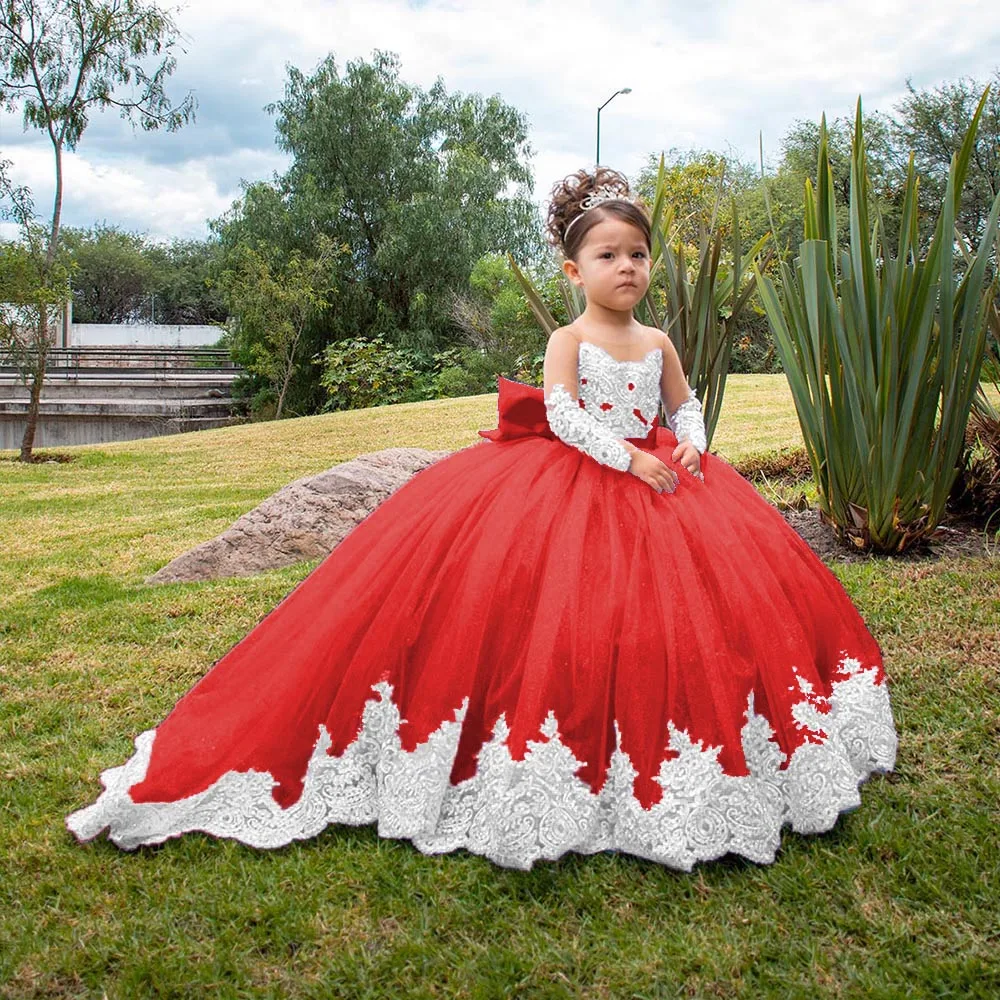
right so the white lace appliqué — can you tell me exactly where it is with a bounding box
[66,654,897,871]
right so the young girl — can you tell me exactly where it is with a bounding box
[67,167,897,872]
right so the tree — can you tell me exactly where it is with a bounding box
[1,160,71,417]
[146,238,226,325]
[270,50,542,337]
[893,69,1000,249]
[61,226,227,325]
[0,0,195,459]
[635,148,758,248]
[218,234,342,420]
[631,149,781,376]
[781,111,900,206]
[61,224,157,323]
[778,109,904,248]
[212,50,542,416]
[212,180,336,414]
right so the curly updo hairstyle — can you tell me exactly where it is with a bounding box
[545,166,651,261]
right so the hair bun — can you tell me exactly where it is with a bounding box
[545,167,632,248]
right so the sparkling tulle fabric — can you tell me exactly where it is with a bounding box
[67,345,897,871]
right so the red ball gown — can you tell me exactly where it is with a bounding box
[67,342,898,871]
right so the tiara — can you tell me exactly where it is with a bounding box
[563,184,636,240]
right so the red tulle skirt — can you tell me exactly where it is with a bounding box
[67,378,897,871]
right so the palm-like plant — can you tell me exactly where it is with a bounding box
[509,154,770,449]
[754,91,1000,552]
[951,280,1000,524]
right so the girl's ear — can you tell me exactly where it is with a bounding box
[562,258,582,287]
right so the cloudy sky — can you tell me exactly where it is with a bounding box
[2,0,999,242]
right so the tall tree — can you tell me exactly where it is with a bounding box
[212,50,542,416]
[0,0,195,459]
[1,159,71,405]
[779,109,904,247]
[893,69,1000,248]
[212,179,338,415]
[270,50,541,318]
[218,234,342,420]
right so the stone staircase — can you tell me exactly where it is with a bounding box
[0,347,244,450]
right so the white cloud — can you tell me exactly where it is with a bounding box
[1,0,998,239]
[1,141,288,240]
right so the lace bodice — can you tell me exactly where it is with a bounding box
[543,339,706,472]
[575,341,663,438]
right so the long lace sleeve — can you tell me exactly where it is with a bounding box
[668,386,707,454]
[544,383,633,472]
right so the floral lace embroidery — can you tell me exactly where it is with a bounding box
[577,342,662,439]
[66,654,897,871]
[668,387,708,454]
[544,383,633,471]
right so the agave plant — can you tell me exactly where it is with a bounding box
[950,270,1000,524]
[754,90,1000,553]
[508,153,770,450]
[963,232,1000,427]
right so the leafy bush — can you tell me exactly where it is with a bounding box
[430,345,544,398]
[728,313,782,375]
[316,335,428,411]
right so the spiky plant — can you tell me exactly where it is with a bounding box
[950,295,1000,525]
[754,90,1000,553]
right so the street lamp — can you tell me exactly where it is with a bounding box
[596,87,631,165]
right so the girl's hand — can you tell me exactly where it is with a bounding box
[628,449,679,494]
[671,440,704,482]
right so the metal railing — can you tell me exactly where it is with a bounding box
[0,346,240,372]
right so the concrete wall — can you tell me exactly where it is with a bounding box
[70,324,224,347]
[1,410,238,449]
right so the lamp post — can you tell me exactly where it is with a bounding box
[596,87,631,165]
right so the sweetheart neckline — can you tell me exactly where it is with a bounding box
[578,341,662,365]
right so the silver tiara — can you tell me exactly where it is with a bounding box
[563,184,636,240]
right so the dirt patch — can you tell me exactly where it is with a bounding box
[728,449,997,564]
[0,451,76,463]
[777,504,997,563]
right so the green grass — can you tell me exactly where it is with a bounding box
[2,375,999,999]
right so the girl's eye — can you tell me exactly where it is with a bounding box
[633,251,647,259]
[600,252,613,259]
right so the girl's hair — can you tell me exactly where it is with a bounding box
[545,167,651,261]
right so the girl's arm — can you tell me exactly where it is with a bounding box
[543,327,636,472]
[658,332,707,454]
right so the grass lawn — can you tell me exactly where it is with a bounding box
[2,374,998,999]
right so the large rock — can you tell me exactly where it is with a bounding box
[146,446,453,584]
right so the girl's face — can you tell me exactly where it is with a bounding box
[564,215,651,311]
